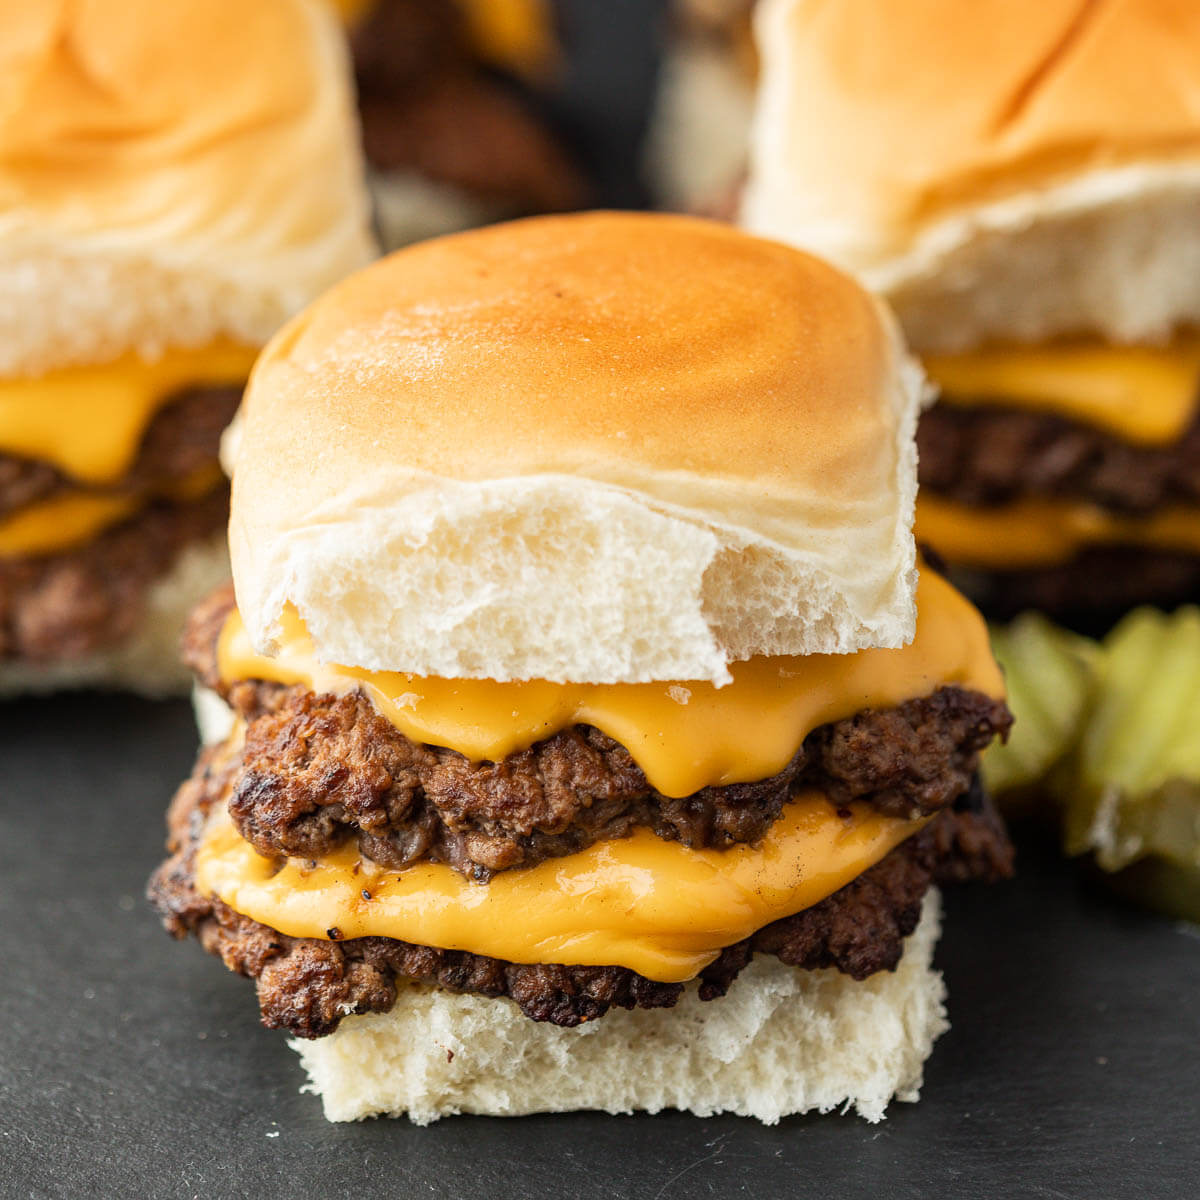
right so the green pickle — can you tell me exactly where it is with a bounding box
[982,613,1100,802]
[1062,607,1200,906]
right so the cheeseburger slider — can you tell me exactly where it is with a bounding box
[0,0,374,695]
[645,0,758,216]
[150,213,1013,1124]
[332,0,584,251]
[742,0,1200,622]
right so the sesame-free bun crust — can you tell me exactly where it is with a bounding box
[0,0,375,375]
[742,0,1200,350]
[230,212,923,685]
[293,890,946,1124]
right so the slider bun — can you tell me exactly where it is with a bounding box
[0,0,375,376]
[0,534,229,697]
[742,0,1200,351]
[230,212,923,686]
[293,891,947,1124]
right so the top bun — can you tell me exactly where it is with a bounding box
[229,212,922,686]
[742,0,1200,351]
[0,0,375,375]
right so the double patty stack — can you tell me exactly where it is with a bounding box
[150,212,1013,1123]
[744,0,1200,621]
[334,0,584,249]
[0,0,373,693]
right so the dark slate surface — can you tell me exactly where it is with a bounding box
[4,692,1200,1200]
[5,3,1200,1196]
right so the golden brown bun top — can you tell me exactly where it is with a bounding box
[748,0,1200,234]
[230,212,923,684]
[243,210,899,511]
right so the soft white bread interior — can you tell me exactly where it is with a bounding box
[229,212,924,686]
[0,0,375,376]
[292,890,947,1124]
[741,0,1200,352]
[0,533,229,698]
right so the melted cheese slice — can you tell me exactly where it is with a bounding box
[0,464,224,558]
[0,340,256,485]
[197,793,929,982]
[925,338,1200,446]
[917,494,1200,570]
[219,568,1005,799]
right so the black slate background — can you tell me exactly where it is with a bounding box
[4,3,1200,1196]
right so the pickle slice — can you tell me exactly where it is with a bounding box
[1063,607,1200,874]
[982,613,1100,800]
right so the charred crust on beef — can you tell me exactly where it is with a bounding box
[186,588,1011,878]
[148,749,1012,1037]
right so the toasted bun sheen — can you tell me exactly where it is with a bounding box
[230,212,923,685]
[0,0,375,376]
[742,0,1200,351]
[292,891,946,1124]
[0,533,229,697]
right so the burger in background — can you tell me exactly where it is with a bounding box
[334,0,586,250]
[644,0,757,217]
[742,0,1200,625]
[0,0,374,695]
[150,213,1014,1124]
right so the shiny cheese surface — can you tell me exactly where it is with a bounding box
[925,338,1200,446]
[0,341,256,484]
[219,568,1005,799]
[0,464,224,558]
[917,495,1200,569]
[196,793,929,982]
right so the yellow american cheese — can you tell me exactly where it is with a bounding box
[925,337,1200,446]
[917,494,1200,570]
[0,340,256,485]
[0,464,224,558]
[218,568,1005,800]
[197,794,930,983]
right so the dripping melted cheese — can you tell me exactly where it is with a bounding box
[196,792,930,982]
[0,340,256,485]
[925,337,1200,446]
[218,568,1005,799]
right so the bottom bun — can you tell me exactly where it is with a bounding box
[291,891,947,1124]
[0,533,230,698]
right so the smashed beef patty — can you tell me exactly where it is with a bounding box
[185,584,1011,879]
[148,747,1012,1037]
[0,487,227,663]
[917,401,1200,515]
